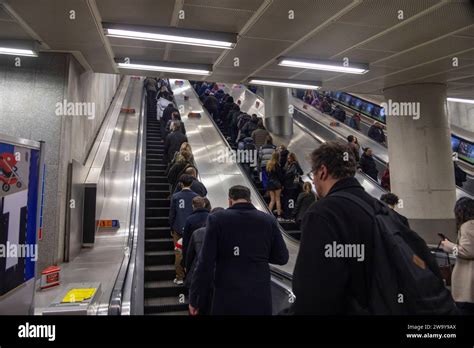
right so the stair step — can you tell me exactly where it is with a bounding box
[145,250,175,265]
[145,238,174,251]
[145,216,170,227]
[144,296,188,314]
[146,227,172,239]
[144,280,188,298]
[145,264,176,281]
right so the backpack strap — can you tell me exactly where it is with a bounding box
[330,191,376,217]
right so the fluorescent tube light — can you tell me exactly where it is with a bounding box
[118,62,211,76]
[248,78,320,90]
[279,58,369,74]
[447,97,474,105]
[0,40,38,57]
[106,28,234,49]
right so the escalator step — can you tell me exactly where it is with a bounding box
[144,280,188,298]
[145,264,175,281]
[145,238,174,251]
[145,250,175,264]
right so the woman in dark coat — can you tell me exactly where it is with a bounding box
[292,182,316,227]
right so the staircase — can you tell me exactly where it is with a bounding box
[144,98,188,315]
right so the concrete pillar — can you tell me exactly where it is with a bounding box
[263,86,293,136]
[383,83,457,244]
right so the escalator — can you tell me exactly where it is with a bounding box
[143,96,188,315]
[206,94,302,241]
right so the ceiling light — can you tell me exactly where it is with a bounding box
[103,23,236,49]
[278,57,369,74]
[248,78,320,90]
[447,97,474,105]
[117,60,211,76]
[0,40,38,57]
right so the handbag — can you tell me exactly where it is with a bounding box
[436,241,454,286]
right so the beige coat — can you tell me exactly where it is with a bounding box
[450,220,474,303]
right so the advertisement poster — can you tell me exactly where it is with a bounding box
[0,141,40,297]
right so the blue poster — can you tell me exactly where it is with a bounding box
[0,142,40,296]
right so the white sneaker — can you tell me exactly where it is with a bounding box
[173,278,184,285]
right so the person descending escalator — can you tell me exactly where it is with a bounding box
[282,153,304,219]
[359,147,378,182]
[189,185,288,315]
[291,181,316,228]
[266,152,284,220]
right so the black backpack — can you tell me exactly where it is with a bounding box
[331,192,458,315]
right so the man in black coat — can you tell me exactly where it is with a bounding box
[368,122,386,144]
[161,103,178,138]
[359,147,378,181]
[189,185,289,315]
[164,122,188,163]
[174,167,207,197]
[182,196,210,263]
[291,141,377,315]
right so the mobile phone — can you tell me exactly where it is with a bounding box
[438,233,448,241]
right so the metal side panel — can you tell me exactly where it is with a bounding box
[169,80,299,276]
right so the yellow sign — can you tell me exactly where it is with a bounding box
[61,288,96,303]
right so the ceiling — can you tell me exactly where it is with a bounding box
[1,0,474,97]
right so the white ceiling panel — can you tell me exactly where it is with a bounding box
[96,0,175,26]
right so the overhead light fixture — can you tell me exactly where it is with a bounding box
[0,40,38,57]
[103,23,237,49]
[447,97,474,105]
[248,77,321,90]
[278,57,369,74]
[116,59,212,76]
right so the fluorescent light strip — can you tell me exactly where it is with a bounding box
[118,63,210,75]
[447,97,474,105]
[0,47,37,57]
[279,59,368,74]
[249,79,320,90]
[107,29,233,49]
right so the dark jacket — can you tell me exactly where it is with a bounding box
[167,160,192,186]
[190,203,289,315]
[203,95,218,111]
[292,177,377,315]
[174,177,207,197]
[169,189,198,235]
[242,119,258,138]
[220,98,235,119]
[292,192,316,223]
[162,105,178,125]
[182,208,209,263]
[368,125,385,143]
[279,149,289,168]
[283,162,304,189]
[359,154,378,181]
[164,131,188,163]
[267,163,284,190]
[185,226,206,289]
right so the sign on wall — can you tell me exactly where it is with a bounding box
[0,141,40,297]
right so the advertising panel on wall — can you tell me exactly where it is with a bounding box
[0,134,42,314]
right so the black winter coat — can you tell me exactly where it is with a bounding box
[283,162,304,189]
[359,154,378,181]
[292,192,316,223]
[189,203,289,315]
[164,131,188,163]
[291,177,376,314]
[182,208,209,263]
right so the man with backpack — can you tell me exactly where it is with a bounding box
[291,141,458,315]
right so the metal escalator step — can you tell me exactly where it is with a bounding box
[145,228,171,239]
[145,250,175,264]
[145,238,174,251]
[145,216,169,227]
[144,296,188,314]
[145,280,188,298]
[144,264,176,281]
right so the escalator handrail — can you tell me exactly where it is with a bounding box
[108,84,146,315]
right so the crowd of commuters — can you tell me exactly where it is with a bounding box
[147,80,473,316]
